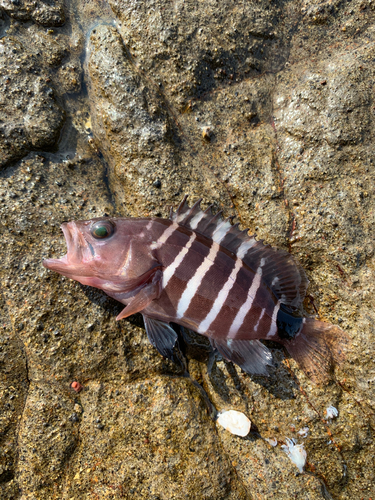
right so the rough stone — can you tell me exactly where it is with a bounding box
[0,37,64,168]
[109,0,285,107]
[87,24,229,215]
[0,0,375,498]
[0,0,65,27]
[0,293,28,499]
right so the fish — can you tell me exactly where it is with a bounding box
[43,196,350,383]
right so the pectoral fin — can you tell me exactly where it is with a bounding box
[142,316,187,371]
[116,270,162,320]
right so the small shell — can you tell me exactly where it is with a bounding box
[325,406,338,420]
[265,437,278,447]
[202,126,213,141]
[298,427,309,437]
[216,410,251,437]
[281,438,307,473]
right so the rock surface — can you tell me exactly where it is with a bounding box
[0,0,375,499]
[0,0,65,26]
[0,36,64,168]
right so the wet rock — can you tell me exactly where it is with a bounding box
[0,0,65,27]
[57,62,82,93]
[87,24,229,214]
[62,377,247,499]
[14,24,69,68]
[0,294,28,499]
[0,37,64,168]
[16,383,81,496]
[86,23,288,243]
[110,0,285,107]
[274,56,371,147]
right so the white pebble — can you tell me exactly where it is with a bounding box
[216,410,251,437]
[281,438,307,473]
[325,406,339,420]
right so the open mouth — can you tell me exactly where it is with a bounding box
[42,222,94,276]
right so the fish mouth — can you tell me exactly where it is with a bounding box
[43,221,94,277]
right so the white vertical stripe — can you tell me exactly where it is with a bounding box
[253,308,265,332]
[176,212,188,223]
[176,243,219,319]
[198,258,242,333]
[228,260,264,339]
[189,212,206,229]
[150,222,178,250]
[237,238,257,260]
[145,220,154,231]
[266,301,280,338]
[212,220,232,244]
[139,220,153,239]
[271,276,279,287]
[162,233,196,288]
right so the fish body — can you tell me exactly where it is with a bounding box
[43,197,349,382]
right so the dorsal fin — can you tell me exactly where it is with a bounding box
[169,197,309,310]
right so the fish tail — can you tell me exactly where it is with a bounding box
[282,318,351,383]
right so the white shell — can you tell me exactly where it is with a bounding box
[298,427,309,437]
[325,406,339,419]
[281,438,307,473]
[216,410,251,437]
[265,437,278,447]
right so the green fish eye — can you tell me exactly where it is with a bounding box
[91,220,114,239]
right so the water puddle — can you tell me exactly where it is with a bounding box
[1,0,118,167]
[50,0,117,161]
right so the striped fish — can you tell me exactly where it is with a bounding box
[43,197,349,382]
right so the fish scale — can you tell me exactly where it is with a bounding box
[43,196,350,383]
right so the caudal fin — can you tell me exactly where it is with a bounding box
[282,318,350,383]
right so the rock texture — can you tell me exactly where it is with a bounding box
[0,37,64,168]
[0,0,65,26]
[0,0,375,499]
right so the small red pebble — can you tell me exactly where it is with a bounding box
[70,381,83,393]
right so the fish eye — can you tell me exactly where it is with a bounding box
[90,220,115,239]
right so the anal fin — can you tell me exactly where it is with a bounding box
[211,338,273,376]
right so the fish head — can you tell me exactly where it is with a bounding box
[42,218,133,286]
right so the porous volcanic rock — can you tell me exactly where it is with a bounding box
[0,0,375,499]
[0,37,64,168]
[0,0,65,26]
